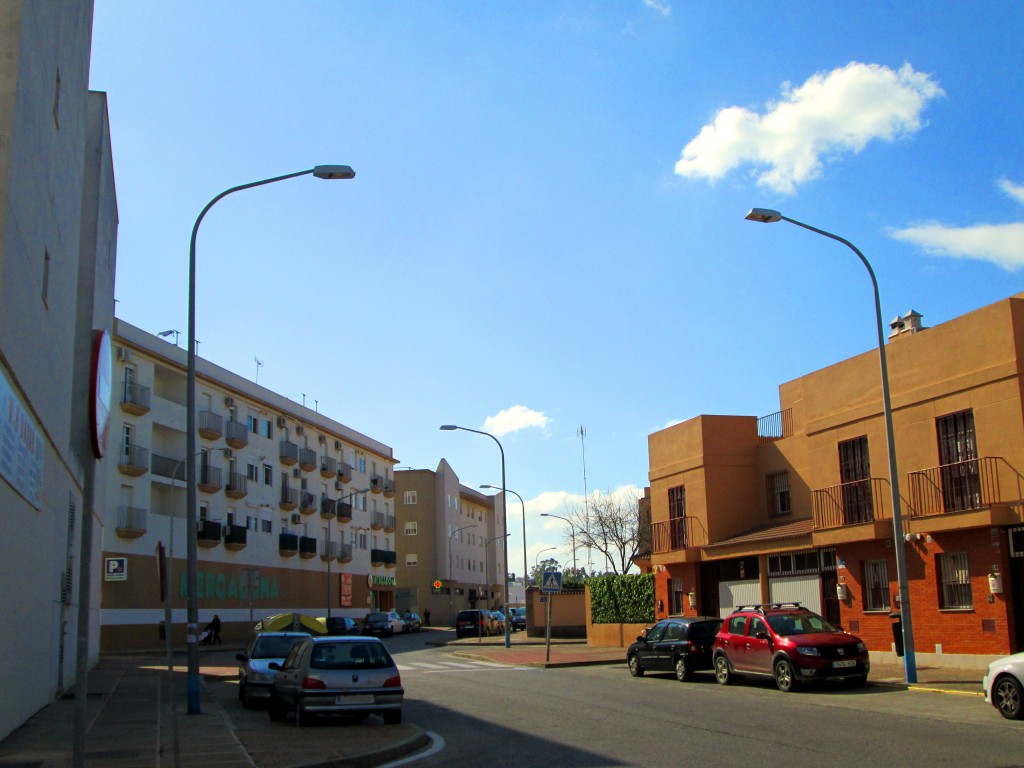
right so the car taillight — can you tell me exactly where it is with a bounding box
[302,677,326,690]
[384,675,402,688]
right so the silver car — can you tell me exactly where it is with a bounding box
[267,636,404,725]
[236,631,310,708]
[983,650,1024,720]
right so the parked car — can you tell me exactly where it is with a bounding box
[324,616,361,636]
[401,612,422,633]
[455,609,491,638]
[267,636,403,725]
[627,616,723,681]
[983,651,1024,719]
[490,611,507,634]
[236,631,310,708]
[363,611,404,637]
[712,603,869,692]
[509,607,527,632]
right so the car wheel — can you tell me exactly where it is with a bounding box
[267,693,287,722]
[714,655,733,686]
[627,654,644,677]
[383,709,402,725]
[994,675,1024,720]
[773,658,799,693]
[674,656,691,682]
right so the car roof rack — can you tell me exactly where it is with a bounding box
[731,602,805,615]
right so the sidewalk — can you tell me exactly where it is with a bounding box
[0,633,987,768]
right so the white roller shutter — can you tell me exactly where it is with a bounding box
[769,574,821,610]
[719,579,761,617]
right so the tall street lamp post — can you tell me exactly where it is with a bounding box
[480,484,528,591]
[448,524,478,625]
[440,425,512,648]
[186,165,355,712]
[327,488,369,620]
[540,512,577,573]
[744,207,917,684]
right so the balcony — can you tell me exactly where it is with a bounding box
[651,516,707,555]
[758,408,793,445]
[197,520,222,548]
[225,471,248,499]
[120,381,150,416]
[198,410,223,440]
[225,420,249,449]
[223,524,247,551]
[906,457,1024,529]
[811,478,893,546]
[320,456,337,478]
[383,514,396,533]
[370,511,385,530]
[336,501,353,524]
[299,491,317,515]
[382,479,395,498]
[299,535,318,559]
[198,465,222,494]
[279,532,298,557]
[320,497,337,519]
[370,548,391,567]
[279,440,299,466]
[339,463,353,483]
[321,540,338,560]
[151,454,186,481]
[279,487,298,511]
[370,474,384,494]
[299,448,317,473]
[338,542,353,563]
[117,444,149,477]
[115,506,147,538]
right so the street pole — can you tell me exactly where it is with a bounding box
[541,512,578,573]
[186,165,354,712]
[745,207,918,684]
[482,484,528,600]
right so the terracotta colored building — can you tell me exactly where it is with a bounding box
[647,294,1024,667]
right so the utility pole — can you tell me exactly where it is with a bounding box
[578,425,592,573]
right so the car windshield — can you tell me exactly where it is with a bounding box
[310,641,394,670]
[767,612,837,636]
[366,613,388,622]
[251,635,306,659]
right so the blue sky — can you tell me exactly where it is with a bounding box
[89,1,1024,576]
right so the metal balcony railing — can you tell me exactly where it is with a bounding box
[116,505,147,534]
[280,487,298,507]
[225,420,249,447]
[225,471,248,497]
[339,462,354,482]
[758,408,793,444]
[151,454,186,481]
[198,410,223,437]
[907,457,1024,517]
[279,441,299,464]
[812,478,890,529]
[371,511,385,529]
[121,380,151,411]
[118,444,149,472]
[320,456,337,476]
[651,517,707,553]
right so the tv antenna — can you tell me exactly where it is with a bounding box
[254,357,263,384]
[578,425,592,573]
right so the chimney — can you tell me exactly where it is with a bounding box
[888,310,925,341]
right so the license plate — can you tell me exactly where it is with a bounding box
[336,694,374,705]
[833,659,856,669]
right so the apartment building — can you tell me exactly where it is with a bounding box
[648,293,1024,666]
[394,463,506,625]
[101,320,398,650]
[0,0,117,740]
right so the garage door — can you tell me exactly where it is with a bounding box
[719,579,761,617]
[769,574,821,610]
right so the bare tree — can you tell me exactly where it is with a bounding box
[562,489,641,575]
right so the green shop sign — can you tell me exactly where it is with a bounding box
[178,570,279,602]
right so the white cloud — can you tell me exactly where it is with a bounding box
[482,405,550,437]
[674,62,943,194]
[890,178,1024,271]
[661,418,684,430]
[642,0,671,17]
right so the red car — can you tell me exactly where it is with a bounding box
[712,603,869,692]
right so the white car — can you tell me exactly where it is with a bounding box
[983,651,1024,720]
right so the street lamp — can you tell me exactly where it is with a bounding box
[540,513,577,573]
[440,424,512,648]
[535,546,558,570]
[448,524,478,625]
[480,484,528,591]
[186,165,355,713]
[326,488,369,620]
[745,207,917,684]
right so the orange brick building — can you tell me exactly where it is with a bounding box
[646,293,1024,666]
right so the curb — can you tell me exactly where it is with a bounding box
[450,650,623,669]
[298,728,431,768]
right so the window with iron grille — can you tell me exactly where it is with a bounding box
[768,550,818,576]
[863,559,890,611]
[766,471,791,516]
[668,485,686,550]
[938,552,973,609]
[670,578,684,614]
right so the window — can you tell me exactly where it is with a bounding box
[863,559,890,611]
[670,578,684,615]
[247,515,258,532]
[938,552,973,609]
[727,615,746,634]
[404,490,417,505]
[406,553,418,566]
[263,464,273,485]
[748,617,767,637]
[404,521,417,535]
[766,471,791,516]
[358,531,367,549]
[838,436,873,524]
[936,410,980,512]
[261,418,273,439]
[358,455,366,474]
[247,415,258,434]
[668,485,686,549]
[246,463,258,482]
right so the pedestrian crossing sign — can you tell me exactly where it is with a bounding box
[541,571,562,593]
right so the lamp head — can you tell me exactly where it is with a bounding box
[745,208,782,223]
[439,424,458,431]
[313,165,356,180]
[480,484,496,490]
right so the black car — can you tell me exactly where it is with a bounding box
[455,609,490,638]
[401,613,422,633]
[324,616,360,636]
[627,616,723,682]
[509,607,526,632]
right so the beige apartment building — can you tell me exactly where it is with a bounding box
[648,293,1024,666]
[394,463,506,626]
[102,320,399,650]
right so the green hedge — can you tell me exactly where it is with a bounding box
[589,574,655,624]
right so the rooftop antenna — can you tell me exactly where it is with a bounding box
[254,357,263,384]
[158,329,181,347]
[578,425,592,574]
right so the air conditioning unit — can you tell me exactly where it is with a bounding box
[117,347,131,362]
[334,481,343,491]
[292,468,301,478]
[334,440,342,450]
[224,396,234,406]
[295,425,304,435]
[276,417,286,428]
[291,513,301,525]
